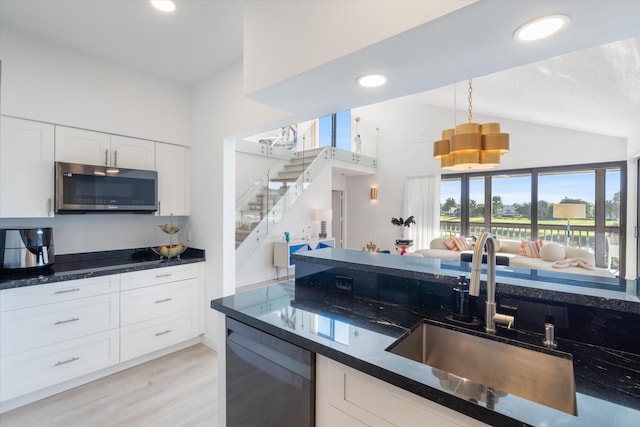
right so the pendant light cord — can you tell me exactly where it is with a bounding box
[468,79,473,123]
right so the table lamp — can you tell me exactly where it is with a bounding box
[553,203,586,246]
[313,209,332,238]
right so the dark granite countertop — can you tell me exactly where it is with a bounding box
[211,280,640,427]
[0,247,206,290]
[294,248,640,314]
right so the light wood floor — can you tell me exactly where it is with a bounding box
[0,344,218,427]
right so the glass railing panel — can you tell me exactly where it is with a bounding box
[331,148,357,163]
[356,154,377,168]
[236,148,332,269]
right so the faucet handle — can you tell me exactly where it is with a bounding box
[493,313,515,329]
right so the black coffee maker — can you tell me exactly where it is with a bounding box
[0,227,55,271]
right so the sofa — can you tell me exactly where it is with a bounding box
[415,237,615,277]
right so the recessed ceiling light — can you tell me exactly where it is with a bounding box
[357,73,388,88]
[514,15,570,42]
[150,0,176,13]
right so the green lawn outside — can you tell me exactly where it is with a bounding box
[440,216,618,227]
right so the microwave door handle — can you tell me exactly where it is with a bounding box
[114,150,117,167]
[104,149,109,166]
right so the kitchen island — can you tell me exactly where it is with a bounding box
[211,248,640,426]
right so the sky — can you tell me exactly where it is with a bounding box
[441,170,620,206]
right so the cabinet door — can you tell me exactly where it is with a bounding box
[155,142,188,216]
[0,117,55,218]
[55,126,110,166]
[110,135,155,170]
[316,356,489,427]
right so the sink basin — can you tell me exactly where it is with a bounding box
[386,320,577,415]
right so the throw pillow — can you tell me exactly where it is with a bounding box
[453,236,471,251]
[444,236,458,250]
[520,240,544,258]
[540,243,566,262]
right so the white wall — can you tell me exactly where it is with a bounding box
[346,99,628,258]
[0,28,191,145]
[190,60,293,335]
[0,29,193,254]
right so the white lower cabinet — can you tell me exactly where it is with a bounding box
[316,355,489,427]
[0,274,121,403]
[0,330,119,401]
[120,264,200,362]
[120,311,196,361]
[0,263,204,407]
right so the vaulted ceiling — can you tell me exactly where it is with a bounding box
[1,0,638,142]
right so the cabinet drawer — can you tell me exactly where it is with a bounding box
[0,329,119,402]
[120,264,197,291]
[120,311,196,362]
[0,275,120,312]
[0,293,119,356]
[120,279,195,326]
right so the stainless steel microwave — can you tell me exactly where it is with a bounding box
[55,162,158,213]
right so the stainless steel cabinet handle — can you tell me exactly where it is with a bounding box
[155,273,172,278]
[113,150,118,167]
[155,329,172,336]
[55,317,80,325]
[155,298,172,304]
[55,357,79,367]
[105,149,109,166]
[47,198,52,216]
[158,201,162,215]
[55,288,80,294]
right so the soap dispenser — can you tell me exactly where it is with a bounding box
[453,275,472,322]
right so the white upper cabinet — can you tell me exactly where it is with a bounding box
[55,126,155,170]
[155,142,189,216]
[0,117,55,218]
[55,126,110,166]
[109,135,155,170]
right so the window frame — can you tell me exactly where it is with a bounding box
[441,161,627,276]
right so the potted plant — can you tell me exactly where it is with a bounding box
[391,216,415,240]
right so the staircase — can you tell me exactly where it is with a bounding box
[235,145,376,271]
[235,149,325,250]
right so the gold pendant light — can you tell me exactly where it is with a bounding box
[433,80,509,170]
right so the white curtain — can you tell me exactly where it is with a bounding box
[404,174,441,250]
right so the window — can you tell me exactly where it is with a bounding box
[439,162,625,275]
[440,177,461,235]
[491,173,532,240]
[318,110,351,149]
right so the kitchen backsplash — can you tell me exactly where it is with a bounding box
[0,215,190,254]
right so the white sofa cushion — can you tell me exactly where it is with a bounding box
[497,240,521,254]
[415,248,461,261]
[540,243,566,262]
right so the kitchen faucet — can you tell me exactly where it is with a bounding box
[469,232,515,334]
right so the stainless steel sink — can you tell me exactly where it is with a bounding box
[386,320,577,415]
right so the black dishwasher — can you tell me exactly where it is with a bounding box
[226,318,315,426]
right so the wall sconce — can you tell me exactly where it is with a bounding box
[370,187,378,201]
[313,209,332,238]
